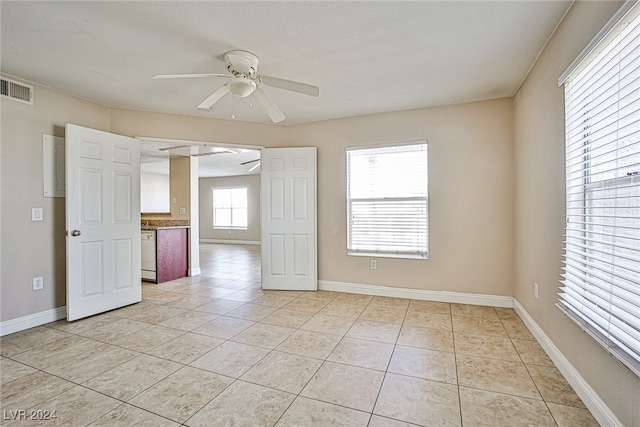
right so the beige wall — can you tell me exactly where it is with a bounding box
[0,76,110,321]
[290,98,514,294]
[199,175,261,242]
[513,1,640,425]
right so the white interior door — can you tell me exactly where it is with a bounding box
[66,124,141,321]
[261,147,317,291]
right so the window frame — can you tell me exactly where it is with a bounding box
[212,186,248,230]
[346,141,429,260]
[557,2,640,377]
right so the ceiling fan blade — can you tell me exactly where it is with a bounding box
[253,87,286,123]
[153,73,228,79]
[197,85,230,110]
[240,159,260,165]
[260,75,319,97]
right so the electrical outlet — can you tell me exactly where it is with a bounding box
[534,282,539,299]
[370,259,377,270]
[180,207,186,215]
[32,276,44,291]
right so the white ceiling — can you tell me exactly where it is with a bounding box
[1,1,572,175]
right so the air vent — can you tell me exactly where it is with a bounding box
[1,77,33,105]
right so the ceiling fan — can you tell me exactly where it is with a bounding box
[153,50,319,123]
[240,157,261,172]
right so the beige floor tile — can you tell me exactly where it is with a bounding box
[190,341,270,378]
[282,297,329,314]
[130,305,187,325]
[108,302,159,318]
[89,403,181,426]
[192,298,246,315]
[527,365,586,408]
[388,345,457,384]
[191,315,255,339]
[451,303,499,319]
[297,290,339,302]
[231,322,295,349]
[129,366,232,423]
[301,361,384,412]
[251,294,297,308]
[397,324,455,352]
[240,350,322,394]
[157,310,219,331]
[47,312,120,333]
[403,310,453,330]
[494,307,520,321]
[408,299,451,314]
[15,385,121,426]
[512,338,554,366]
[222,289,264,302]
[502,318,535,340]
[113,325,184,352]
[83,354,182,401]
[331,293,373,306]
[327,337,394,371]
[374,373,461,427]
[359,306,406,325]
[0,327,71,357]
[547,402,600,427]
[78,318,151,344]
[11,335,105,370]
[141,289,184,304]
[0,371,75,412]
[165,294,215,310]
[0,357,37,385]
[146,332,224,364]
[225,303,278,321]
[300,313,356,335]
[456,354,541,399]
[346,319,401,344]
[276,329,342,359]
[451,315,508,337]
[453,332,520,362]
[261,308,315,328]
[459,386,556,427]
[317,302,366,319]
[368,415,418,426]
[276,396,370,427]
[44,344,139,383]
[186,380,295,427]
[195,286,239,299]
[369,296,410,310]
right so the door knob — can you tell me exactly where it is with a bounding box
[71,230,81,237]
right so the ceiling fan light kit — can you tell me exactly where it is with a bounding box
[154,49,319,123]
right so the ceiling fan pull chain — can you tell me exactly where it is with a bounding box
[231,94,236,120]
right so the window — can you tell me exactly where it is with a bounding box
[346,142,428,259]
[213,187,248,229]
[558,3,640,376]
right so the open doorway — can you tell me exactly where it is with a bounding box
[138,137,263,283]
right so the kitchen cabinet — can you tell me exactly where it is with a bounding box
[142,227,188,283]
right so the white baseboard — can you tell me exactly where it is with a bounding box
[318,280,514,308]
[188,267,202,276]
[200,239,261,246]
[0,306,67,337]
[513,299,622,427]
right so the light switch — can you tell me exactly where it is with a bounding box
[32,208,43,222]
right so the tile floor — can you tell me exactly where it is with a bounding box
[0,244,599,426]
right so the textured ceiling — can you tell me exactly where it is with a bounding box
[1,1,572,126]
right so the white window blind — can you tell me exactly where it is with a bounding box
[213,187,248,229]
[346,142,428,259]
[558,3,640,376]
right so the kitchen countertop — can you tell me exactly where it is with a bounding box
[141,225,190,230]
